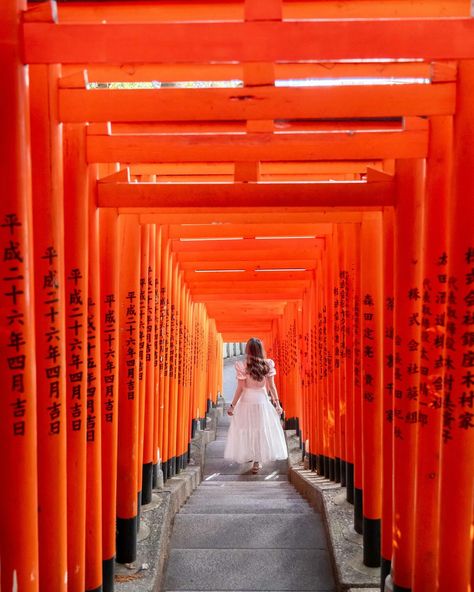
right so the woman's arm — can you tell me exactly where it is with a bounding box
[227,380,245,415]
[266,376,283,414]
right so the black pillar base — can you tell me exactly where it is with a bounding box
[152,462,158,488]
[191,418,197,439]
[187,443,191,463]
[142,462,153,505]
[335,457,341,483]
[116,516,137,564]
[324,455,330,478]
[168,456,176,478]
[103,556,114,592]
[162,460,168,482]
[329,457,335,482]
[317,454,324,474]
[86,586,102,592]
[393,585,412,592]
[346,463,354,504]
[354,487,363,534]
[302,441,306,462]
[363,517,381,567]
[340,460,347,487]
[381,557,391,591]
[137,491,142,531]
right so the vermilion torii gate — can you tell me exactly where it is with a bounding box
[1,1,473,591]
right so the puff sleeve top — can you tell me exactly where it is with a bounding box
[235,359,276,387]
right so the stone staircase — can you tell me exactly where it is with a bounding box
[163,413,335,592]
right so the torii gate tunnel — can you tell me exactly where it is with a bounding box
[1,1,474,591]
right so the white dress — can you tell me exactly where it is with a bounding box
[224,359,288,464]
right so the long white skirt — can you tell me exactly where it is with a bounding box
[224,387,288,464]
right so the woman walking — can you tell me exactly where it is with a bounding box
[224,337,288,474]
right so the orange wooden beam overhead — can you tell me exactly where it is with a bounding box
[192,291,304,301]
[61,85,454,122]
[23,19,474,63]
[65,61,456,84]
[166,223,331,239]
[184,270,314,282]
[171,237,323,253]
[98,180,394,208]
[178,259,317,270]
[52,1,470,22]
[130,162,381,176]
[136,210,364,225]
[87,129,428,163]
[216,322,274,333]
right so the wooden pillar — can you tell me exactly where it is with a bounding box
[116,214,140,563]
[381,206,395,587]
[0,2,39,588]
[412,116,453,591]
[63,123,89,592]
[30,63,68,592]
[143,224,156,503]
[360,212,384,567]
[160,239,172,479]
[152,226,162,486]
[137,223,150,513]
[86,167,102,592]
[99,207,119,591]
[353,224,363,532]
[344,224,356,503]
[438,61,474,592]
[390,159,425,592]
[333,226,342,483]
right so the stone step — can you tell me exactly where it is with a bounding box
[190,492,304,500]
[185,496,308,507]
[180,505,313,515]
[169,513,326,550]
[200,474,289,482]
[164,548,334,591]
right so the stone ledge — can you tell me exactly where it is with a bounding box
[115,417,218,592]
[286,431,380,592]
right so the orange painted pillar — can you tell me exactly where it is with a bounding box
[381,206,395,587]
[116,214,140,563]
[99,207,119,591]
[63,123,89,592]
[390,159,425,592]
[360,212,383,567]
[30,63,67,592]
[315,255,325,475]
[86,168,103,592]
[412,117,453,591]
[176,269,184,471]
[344,224,356,502]
[336,225,347,484]
[0,3,39,587]
[319,254,331,477]
[137,223,150,514]
[167,258,179,477]
[333,226,342,483]
[438,61,474,592]
[160,241,172,479]
[152,226,162,487]
[353,223,363,532]
[143,224,156,503]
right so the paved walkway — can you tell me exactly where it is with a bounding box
[163,357,335,592]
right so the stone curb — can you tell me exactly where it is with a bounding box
[285,431,380,592]
[114,410,219,592]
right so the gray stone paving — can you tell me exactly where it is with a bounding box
[163,357,335,592]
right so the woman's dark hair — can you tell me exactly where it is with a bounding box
[245,337,270,381]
